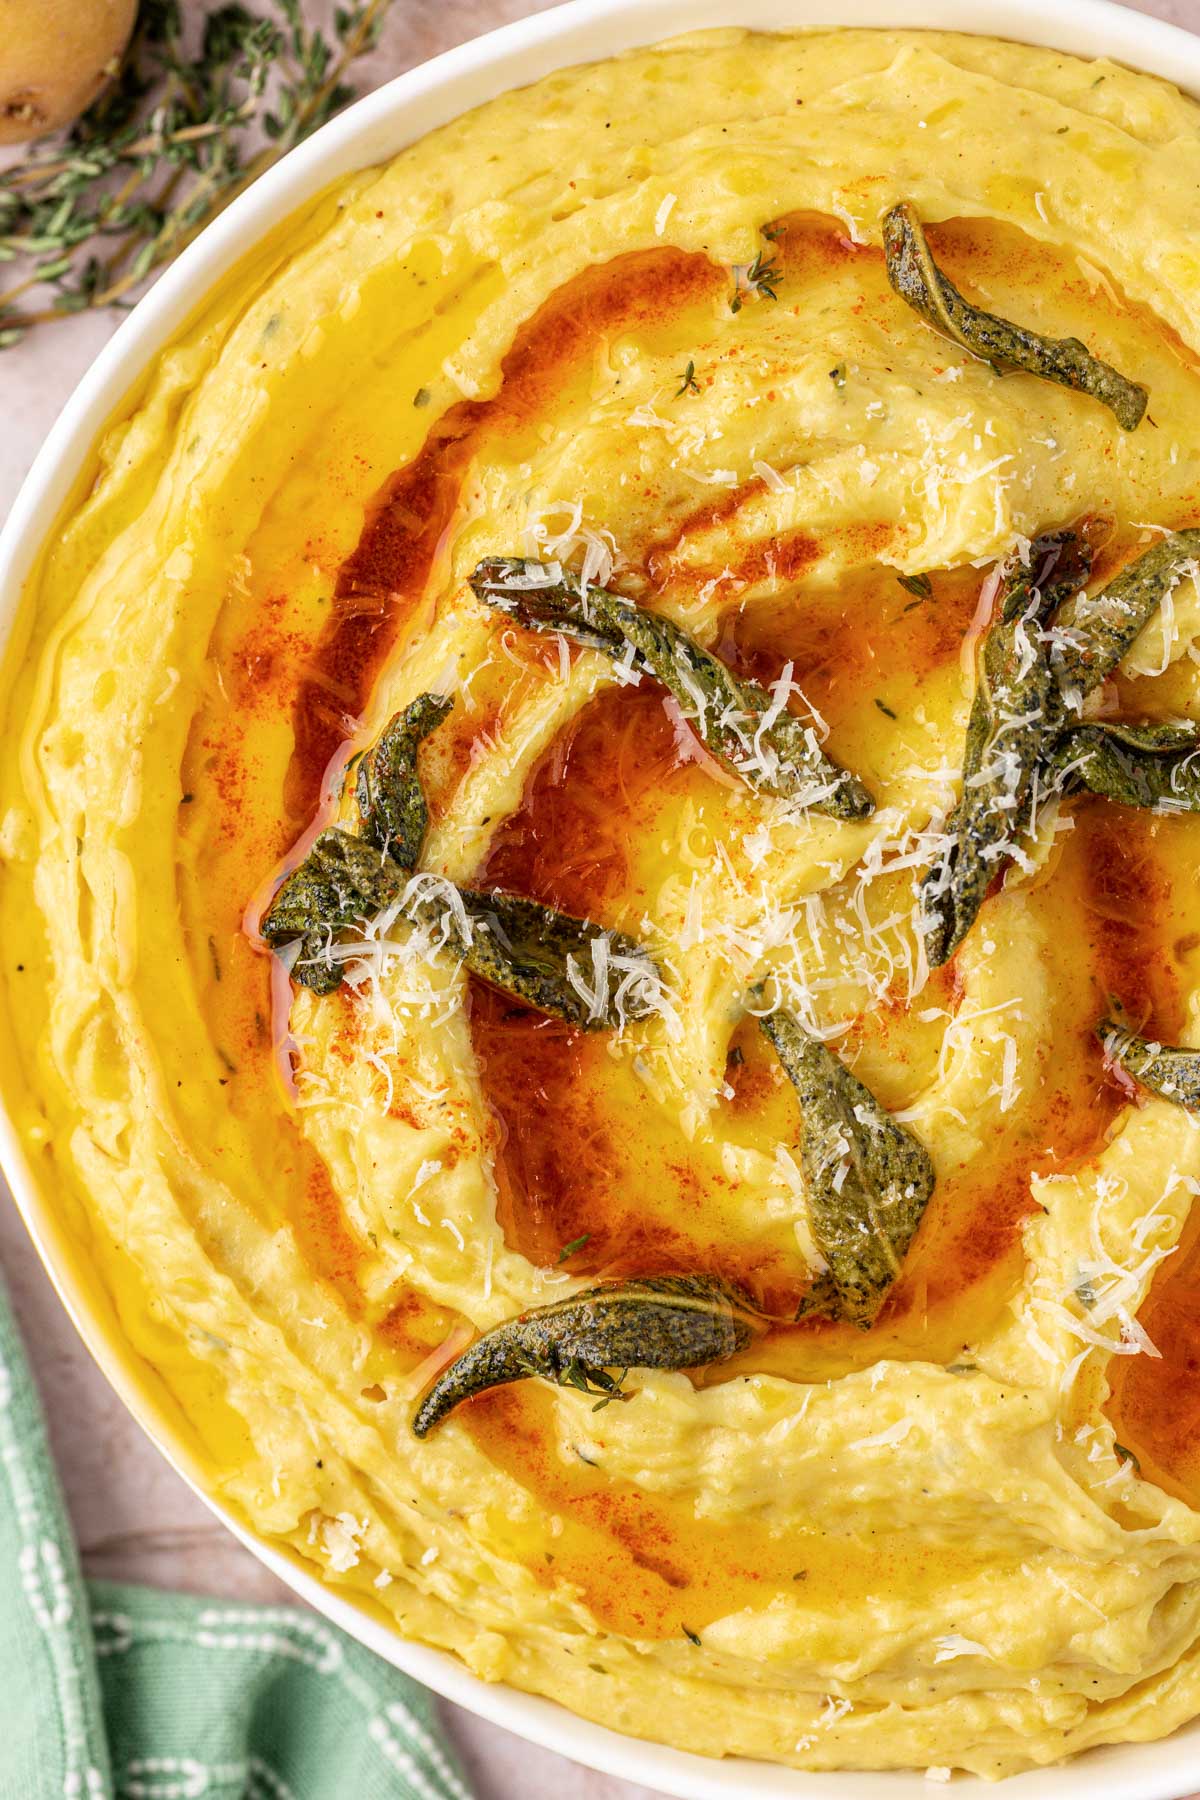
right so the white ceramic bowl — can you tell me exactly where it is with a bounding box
[3,2,1200,1795]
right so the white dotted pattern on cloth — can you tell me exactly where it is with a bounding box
[92,1606,472,1800]
[117,1754,298,1799]
[0,1337,108,1798]
[1,1326,469,1800]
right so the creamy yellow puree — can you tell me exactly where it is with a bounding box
[3,27,1200,1777]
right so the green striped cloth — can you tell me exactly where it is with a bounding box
[0,1271,474,1800]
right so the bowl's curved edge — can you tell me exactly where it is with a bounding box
[3,2,1200,1796]
[1,0,1198,614]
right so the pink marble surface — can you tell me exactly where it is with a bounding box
[0,2,1196,1796]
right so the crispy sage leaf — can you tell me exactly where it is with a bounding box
[961,529,1094,780]
[756,997,936,1328]
[470,556,624,653]
[882,203,1148,431]
[1097,1018,1200,1112]
[405,883,664,1030]
[604,598,874,817]
[1045,719,1200,810]
[261,828,406,994]
[263,696,662,1022]
[356,692,454,864]
[921,530,1094,967]
[924,531,1200,964]
[412,1274,761,1436]
[264,693,453,994]
[469,558,874,819]
[1052,530,1200,696]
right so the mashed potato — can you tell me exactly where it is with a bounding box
[3,27,1200,1777]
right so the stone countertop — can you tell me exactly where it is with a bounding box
[0,2,1194,1796]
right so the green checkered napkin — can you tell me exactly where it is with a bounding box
[0,1269,474,1800]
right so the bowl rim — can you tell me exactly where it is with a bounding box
[3,2,1200,1795]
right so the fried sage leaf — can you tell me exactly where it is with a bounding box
[263,692,453,994]
[1052,530,1200,696]
[412,1275,760,1436]
[757,999,936,1328]
[921,530,1094,967]
[1097,1017,1200,1112]
[1045,719,1200,810]
[469,556,625,654]
[405,883,664,1030]
[260,828,406,994]
[469,558,874,819]
[262,694,663,1021]
[882,202,1148,431]
[605,599,874,817]
[356,692,454,864]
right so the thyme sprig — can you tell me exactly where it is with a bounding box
[0,0,392,345]
[730,247,780,313]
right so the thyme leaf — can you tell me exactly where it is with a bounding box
[745,248,780,298]
[469,558,874,819]
[896,572,933,601]
[0,0,393,343]
[557,1233,592,1264]
[674,358,700,397]
[412,1275,761,1436]
[882,202,1148,430]
[730,247,780,312]
[557,1357,629,1409]
[756,996,936,1328]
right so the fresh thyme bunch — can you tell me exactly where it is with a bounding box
[0,0,393,347]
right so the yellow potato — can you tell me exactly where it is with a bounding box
[0,0,136,145]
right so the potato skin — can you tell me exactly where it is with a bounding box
[0,0,137,145]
